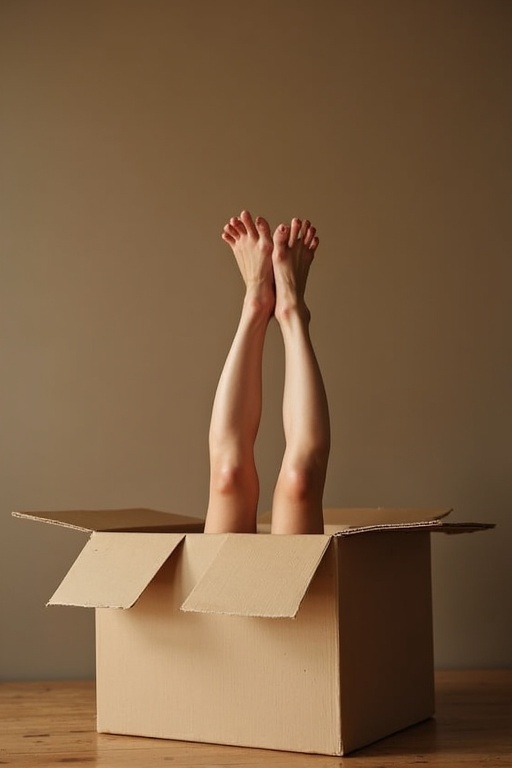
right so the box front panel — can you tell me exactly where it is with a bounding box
[337,531,435,753]
[96,535,341,755]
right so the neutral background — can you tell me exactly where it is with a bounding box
[1,0,510,680]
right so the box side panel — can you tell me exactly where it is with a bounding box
[96,536,341,755]
[337,532,434,754]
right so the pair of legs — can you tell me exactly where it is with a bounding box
[204,210,330,535]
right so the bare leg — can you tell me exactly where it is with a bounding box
[204,210,274,533]
[271,218,330,534]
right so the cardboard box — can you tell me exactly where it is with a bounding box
[14,507,493,755]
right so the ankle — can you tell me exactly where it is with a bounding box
[243,288,274,320]
[275,299,310,327]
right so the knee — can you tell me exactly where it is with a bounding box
[211,464,241,496]
[210,462,256,498]
[278,462,323,504]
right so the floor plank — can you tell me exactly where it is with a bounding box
[1,671,511,766]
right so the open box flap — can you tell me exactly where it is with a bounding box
[48,532,185,608]
[259,507,452,532]
[181,534,331,618]
[12,508,204,533]
[323,507,452,528]
[434,521,495,534]
[334,520,495,537]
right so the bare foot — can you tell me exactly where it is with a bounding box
[222,210,274,316]
[272,217,319,323]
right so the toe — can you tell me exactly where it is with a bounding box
[309,235,319,251]
[255,216,272,241]
[289,217,302,246]
[225,223,239,239]
[222,231,236,245]
[299,220,310,240]
[273,223,289,248]
[231,216,247,235]
[240,210,258,238]
[304,225,316,246]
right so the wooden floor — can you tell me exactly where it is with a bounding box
[1,670,511,767]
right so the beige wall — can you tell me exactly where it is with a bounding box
[1,0,510,679]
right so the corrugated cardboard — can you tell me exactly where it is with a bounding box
[182,534,331,617]
[49,532,185,609]
[12,508,204,532]
[14,507,494,755]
